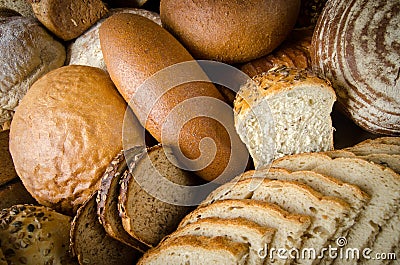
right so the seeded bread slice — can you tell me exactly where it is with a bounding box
[201,176,351,265]
[164,217,275,265]
[234,66,336,168]
[179,199,311,265]
[118,145,200,247]
[272,154,400,263]
[96,149,149,252]
[0,204,77,264]
[137,235,249,265]
[70,194,141,265]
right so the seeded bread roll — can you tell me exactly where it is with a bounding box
[311,0,400,135]
[29,0,108,41]
[100,13,246,182]
[160,0,301,64]
[9,65,128,215]
[0,16,65,130]
[67,8,161,72]
[0,204,77,264]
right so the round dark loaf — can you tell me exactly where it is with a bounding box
[160,0,301,64]
[100,13,247,182]
[311,0,400,135]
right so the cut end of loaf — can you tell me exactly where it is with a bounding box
[234,67,336,168]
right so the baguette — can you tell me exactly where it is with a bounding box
[100,13,247,182]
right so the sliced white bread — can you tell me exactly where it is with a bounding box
[137,235,249,265]
[118,145,200,247]
[234,66,336,168]
[201,176,350,265]
[96,149,149,252]
[272,154,400,262]
[163,217,275,265]
[179,199,311,265]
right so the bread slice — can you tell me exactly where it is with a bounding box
[137,235,249,265]
[0,204,76,264]
[96,149,149,252]
[179,199,311,265]
[272,154,400,260]
[70,194,141,265]
[352,137,400,146]
[164,217,275,265]
[234,66,336,168]
[118,145,201,247]
[202,175,351,265]
[344,142,400,155]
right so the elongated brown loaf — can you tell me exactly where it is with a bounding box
[311,0,400,135]
[100,13,245,182]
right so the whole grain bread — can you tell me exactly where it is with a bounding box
[179,199,311,265]
[9,65,128,215]
[234,66,336,168]
[0,16,65,130]
[70,194,141,265]
[163,217,275,265]
[137,235,249,265]
[118,145,201,247]
[96,149,148,252]
[29,0,108,41]
[0,204,77,264]
[272,154,400,263]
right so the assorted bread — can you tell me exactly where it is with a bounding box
[0,0,398,264]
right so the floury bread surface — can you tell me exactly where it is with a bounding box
[234,67,336,168]
[9,65,129,215]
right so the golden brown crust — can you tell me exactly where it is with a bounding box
[160,0,301,63]
[9,65,127,215]
[100,13,237,181]
[30,0,108,41]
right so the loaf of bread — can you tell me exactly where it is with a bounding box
[70,194,141,265]
[118,145,200,247]
[9,65,129,215]
[0,16,65,130]
[29,0,108,41]
[311,0,400,135]
[97,149,149,252]
[160,0,301,64]
[234,66,336,168]
[100,13,248,182]
[0,204,77,264]
[67,8,161,72]
[0,0,35,17]
[240,28,313,78]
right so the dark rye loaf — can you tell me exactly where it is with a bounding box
[311,0,400,135]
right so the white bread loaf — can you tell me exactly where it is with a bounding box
[163,217,275,265]
[311,0,400,135]
[272,154,400,263]
[179,199,311,265]
[0,16,65,130]
[234,66,335,168]
[67,8,161,71]
[137,235,249,265]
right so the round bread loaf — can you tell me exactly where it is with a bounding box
[0,16,65,131]
[29,0,108,41]
[67,8,161,72]
[9,65,129,215]
[0,204,77,264]
[311,0,400,135]
[159,0,301,64]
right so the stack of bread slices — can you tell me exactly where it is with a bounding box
[137,137,400,265]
